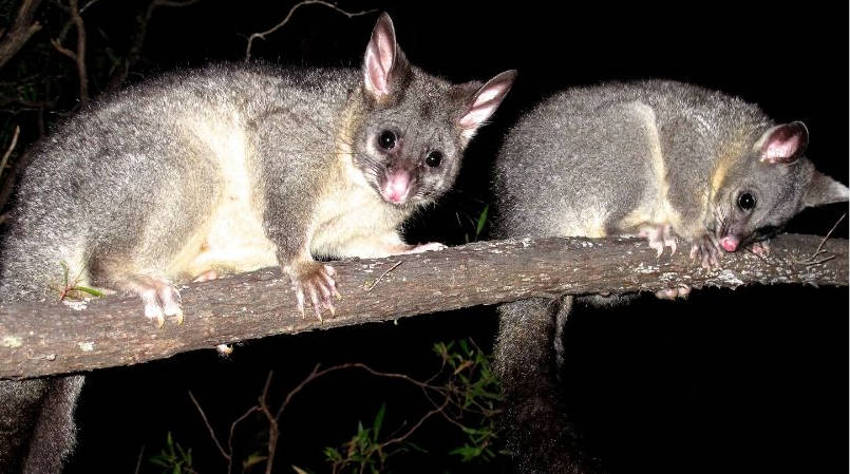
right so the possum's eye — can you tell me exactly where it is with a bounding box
[425,150,443,168]
[378,130,397,150]
[737,192,756,211]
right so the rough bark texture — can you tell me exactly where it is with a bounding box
[0,233,846,380]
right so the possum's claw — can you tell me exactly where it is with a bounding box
[288,261,339,321]
[689,236,721,268]
[639,224,677,257]
[135,278,183,327]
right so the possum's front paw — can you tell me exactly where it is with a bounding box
[655,285,691,300]
[286,260,340,321]
[689,236,721,268]
[639,224,678,257]
[130,278,183,328]
[399,242,447,254]
[749,240,771,257]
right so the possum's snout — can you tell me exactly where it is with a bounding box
[380,171,413,205]
[719,235,740,252]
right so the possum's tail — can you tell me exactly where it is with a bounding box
[494,296,602,474]
[0,376,85,473]
[0,233,86,473]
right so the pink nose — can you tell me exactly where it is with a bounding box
[719,236,739,252]
[381,172,411,204]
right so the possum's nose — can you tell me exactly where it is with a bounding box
[719,235,739,252]
[380,171,412,204]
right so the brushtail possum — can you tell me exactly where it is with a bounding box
[0,13,514,472]
[491,80,848,473]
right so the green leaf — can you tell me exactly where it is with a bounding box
[475,205,489,239]
[72,285,104,297]
[372,403,386,442]
[244,452,268,469]
[60,261,70,285]
[323,446,343,462]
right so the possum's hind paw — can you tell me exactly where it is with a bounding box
[639,224,677,257]
[133,278,183,327]
[287,261,340,321]
[689,236,721,268]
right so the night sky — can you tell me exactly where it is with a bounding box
[22,1,846,472]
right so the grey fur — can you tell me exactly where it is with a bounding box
[492,80,848,473]
[495,81,847,247]
[0,14,514,472]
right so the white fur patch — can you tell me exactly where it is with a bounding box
[172,115,277,278]
[619,102,681,231]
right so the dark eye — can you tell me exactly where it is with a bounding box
[425,150,443,168]
[378,130,396,150]
[737,192,756,211]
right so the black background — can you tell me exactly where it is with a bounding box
[44,1,848,473]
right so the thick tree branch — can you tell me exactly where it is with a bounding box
[0,233,846,380]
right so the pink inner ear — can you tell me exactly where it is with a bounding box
[763,134,801,163]
[459,83,509,129]
[364,27,395,97]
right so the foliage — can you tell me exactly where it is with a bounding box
[320,339,504,473]
[170,339,505,473]
[149,432,197,474]
[56,261,103,300]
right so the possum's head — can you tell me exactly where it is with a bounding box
[710,121,848,252]
[349,13,515,207]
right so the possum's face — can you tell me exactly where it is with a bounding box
[711,122,848,252]
[356,98,465,207]
[351,14,515,207]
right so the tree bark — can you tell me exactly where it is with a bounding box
[0,233,846,380]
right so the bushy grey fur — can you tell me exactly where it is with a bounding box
[0,14,514,472]
[492,80,848,473]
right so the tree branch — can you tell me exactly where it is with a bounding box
[245,0,378,62]
[50,0,88,105]
[0,233,846,380]
[105,0,202,91]
[0,0,44,70]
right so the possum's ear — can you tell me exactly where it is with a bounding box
[757,121,809,164]
[458,70,517,141]
[803,171,849,208]
[363,13,409,101]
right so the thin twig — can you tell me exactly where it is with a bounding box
[795,213,846,265]
[188,390,231,461]
[105,0,200,91]
[259,371,280,474]
[51,0,88,105]
[813,213,845,257]
[154,0,201,7]
[379,396,451,447]
[245,0,378,61]
[0,125,20,182]
[133,444,145,474]
[227,405,260,471]
[364,261,402,291]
